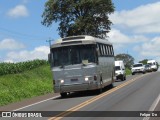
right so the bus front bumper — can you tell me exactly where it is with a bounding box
[54,83,99,93]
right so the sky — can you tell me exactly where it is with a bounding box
[0,0,160,63]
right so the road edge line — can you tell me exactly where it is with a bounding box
[12,95,60,111]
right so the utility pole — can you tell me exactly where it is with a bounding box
[127,50,128,54]
[46,38,54,48]
[46,38,54,63]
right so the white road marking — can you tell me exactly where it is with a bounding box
[12,95,60,111]
[143,93,160,120]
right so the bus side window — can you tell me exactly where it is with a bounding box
[110,46,113,55]
[103,45,106,56]
[105,45,108,56]
[97,44,101,56]
[107,46,110,55]
[96,44,99,64]
[101,44,105,56]
[111,46,114,56]
[109,46,112,56]
[100,44,103,56]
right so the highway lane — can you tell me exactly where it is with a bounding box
[1,71,160,120]
[58,72,160,120]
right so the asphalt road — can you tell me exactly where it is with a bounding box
[1,71,160,120]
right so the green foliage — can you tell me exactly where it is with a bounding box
[115,53,134,69]
[0,65,53,106]
[42,0,114,38]
[0,60,49,76]
[125,68,131,75]
[139,59,148,65]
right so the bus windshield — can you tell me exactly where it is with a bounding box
[51,44,96,67]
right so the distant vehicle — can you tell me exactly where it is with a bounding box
[115,61,126,81]
[147,60,158,71]
[48,35,115,97]
[145,64,152,72]
[131,63,146,75]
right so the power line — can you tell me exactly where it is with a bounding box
[0,27,51,40]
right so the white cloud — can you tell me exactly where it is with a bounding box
[110,2,160,34]
[0,38,25,50]
[108,29,130,44]
[108,29,148,44]
[4,59,14,63]
[134,37,160,57]
[107,2,160,63]
[6,46,50,62]
[107,28,153,61]
[7,5,29,18]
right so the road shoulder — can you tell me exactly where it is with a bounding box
[0,92,59,111]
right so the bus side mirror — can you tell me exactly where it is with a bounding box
[96,49,100,56]
[48,53,51,64]
[97,59,99,65]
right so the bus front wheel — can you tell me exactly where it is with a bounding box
[60,92,67,98]
[97,80,103,94]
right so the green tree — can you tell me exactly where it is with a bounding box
[42,0,114,38]
[139,59,148,65]
[115,53,134,69]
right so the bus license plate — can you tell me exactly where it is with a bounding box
[71,78,78,82]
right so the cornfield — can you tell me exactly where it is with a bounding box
[0,59,49,75]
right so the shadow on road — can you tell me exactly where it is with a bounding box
[53,85,115,100]
[115,79,123,82]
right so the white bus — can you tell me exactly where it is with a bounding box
[49,35,115,97]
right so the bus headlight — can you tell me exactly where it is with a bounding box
[85,77,89,81]
[60,80,64,84]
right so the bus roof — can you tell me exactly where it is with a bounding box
[51,35,112,48]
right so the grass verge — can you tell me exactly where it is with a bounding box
[126,68,131,75]
[0,65,53,106]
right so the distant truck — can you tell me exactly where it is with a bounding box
[115,61,126,81]
[147,60,158,71]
